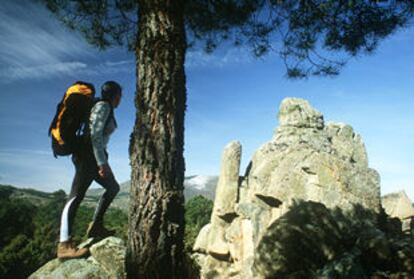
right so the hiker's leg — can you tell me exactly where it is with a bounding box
[91,173,120,224]
[59,151,96,242]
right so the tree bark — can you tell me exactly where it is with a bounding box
[126,1,186,278]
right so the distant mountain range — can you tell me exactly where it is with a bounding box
[0,175,217,213]
[85,175,218,212]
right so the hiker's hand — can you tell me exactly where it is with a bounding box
[98,164,112,178]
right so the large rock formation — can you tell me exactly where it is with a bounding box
[194,98,384,278]
[29,237,126,279]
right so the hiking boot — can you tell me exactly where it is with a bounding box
[57,239,89,260]
[86,221,116,239]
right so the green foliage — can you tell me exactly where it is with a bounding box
[18,188,54,199]
[0,192,57,279]
[0,234,34,279]
[186,195,213,228]
[105,207,129,241]
[0,184,16,199]
[71,205,95,243]
[184,195,213,252]
[0,197,36,248]
[71,205,128,244]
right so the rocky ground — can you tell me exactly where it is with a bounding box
[29,237,127,279]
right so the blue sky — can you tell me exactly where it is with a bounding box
[0,1,413,200]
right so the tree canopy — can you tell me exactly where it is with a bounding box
[43,0,413,77]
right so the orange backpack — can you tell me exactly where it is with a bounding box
[48,81,95,157]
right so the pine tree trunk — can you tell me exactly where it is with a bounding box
[126,1,186,278]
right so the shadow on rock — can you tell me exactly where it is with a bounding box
[254,200,414,279]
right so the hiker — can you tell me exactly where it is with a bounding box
[56,81,123,259]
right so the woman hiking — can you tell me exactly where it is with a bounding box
[57,81,123,259]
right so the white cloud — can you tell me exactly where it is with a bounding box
[104,60,134,67]
[0,59,135,83]
[0,1,91,64]
[0,1,136,83]
[0,62,88,82]
[185,47,262,69]
[87,60,135,76]
[0,1,93,82]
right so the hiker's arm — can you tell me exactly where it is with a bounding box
[90,102,110,167]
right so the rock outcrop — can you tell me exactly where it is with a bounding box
[29,237,126,279]
[206,141,241,260]
[194,98,384,278]
[382,191,414,233]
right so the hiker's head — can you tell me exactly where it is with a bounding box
[101,81,122,108]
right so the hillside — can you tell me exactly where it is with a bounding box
[0,175,217,213]
[0,183,100,209]
[0,184,64,206]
